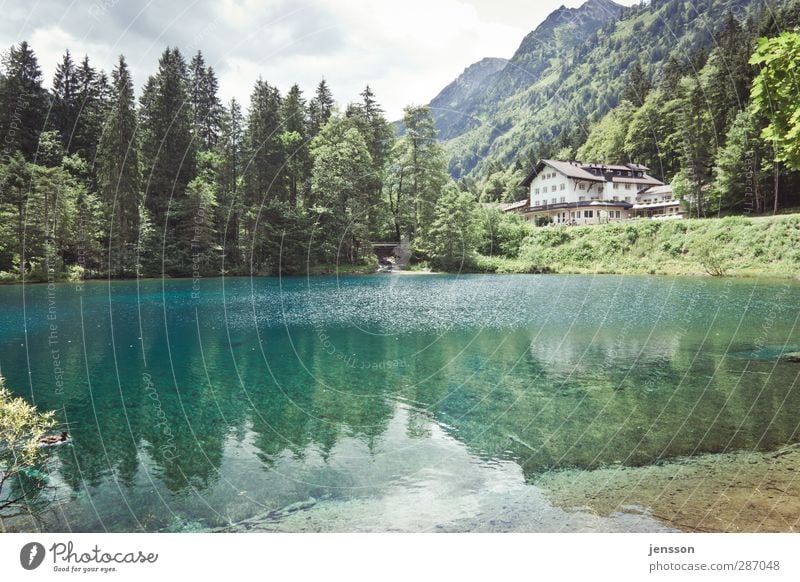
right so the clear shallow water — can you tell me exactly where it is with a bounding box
[1,274,799,532]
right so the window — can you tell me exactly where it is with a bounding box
[625,197,631,202]
[534,188,540,195]
[560,183,565,191]
[551,185,557,192]
[613,183,619,189]
[597,186,604,193]
[578,183,586,190]
[584,210,594,218]
[625,183,632,190]
[612,196,618,201]
[615,211,621,219]
[551,198,557,204]
[578,196,585,201]
[560,196,566,203]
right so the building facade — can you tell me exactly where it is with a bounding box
[515,159,674,225]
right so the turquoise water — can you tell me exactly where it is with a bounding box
[1,274,799,532]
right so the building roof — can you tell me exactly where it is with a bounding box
[529,200,634,211]
[632,200,681,209]
[612,176,664,186]
[521,159,662,188]
[641,185,673,196]
[501,199,530,212]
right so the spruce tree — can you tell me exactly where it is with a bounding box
[308,78,334,138]
[243,79,285,208]
[189,51,222,150]
[139,46,196,263]
[280,84,309,207]
[97,56,140,276]
[242,79,285,271]
[388,105,447,241]
[50,50,78,150]
[73,56,110,165]
[216,98,244,271]
[345,85,393,236]
[0,41,49,160]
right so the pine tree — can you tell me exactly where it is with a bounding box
[50,50,78,150]
[388,105,447,241]
[308,78,334,138]
[243,79,285,208]
[216,98,244,271]
[621,61,651,108]
[188,51,222,150]
[139,46,196,266]
[97,56,141,276]
[346,86,394,235]
[72,56,110,166]
[279,84,309,208]
[0,41,50,160]
[242,79,285,270]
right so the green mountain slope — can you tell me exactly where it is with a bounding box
[434,0,764,181]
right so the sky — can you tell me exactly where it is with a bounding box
[1,0,637,119]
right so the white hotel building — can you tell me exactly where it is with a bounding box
[515,160,682,225]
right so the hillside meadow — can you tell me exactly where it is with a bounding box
[472,214,800,279]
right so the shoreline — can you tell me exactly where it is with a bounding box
[536,445,800,533]
[2,266,798,287]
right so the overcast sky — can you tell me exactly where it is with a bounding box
[1,0,637,119]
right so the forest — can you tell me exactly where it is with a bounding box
[0,43,466,280]
[1,0,800,279]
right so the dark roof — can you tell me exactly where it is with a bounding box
[521,159,661,188]
[502,199,530,211]
[521,159,603,187]
[611,176,663,186]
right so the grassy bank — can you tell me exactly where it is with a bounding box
[474,214,800,278]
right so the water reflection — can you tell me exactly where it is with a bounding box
[0,275,798,531]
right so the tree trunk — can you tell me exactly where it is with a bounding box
[394,168,404,242]
[773,160,779,214]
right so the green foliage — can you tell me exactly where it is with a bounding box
[0,41,50,160]
[478,207,531,257]
[139,47,196,241]
[474,214,800,278]
[577,100,638,163]
[0,376,56,515]
[386,105,448,241]
[97,56,140,276]
[422,183,482,270]
[750,32,800,171]
[188,51,223,150]
[441,0,762,182]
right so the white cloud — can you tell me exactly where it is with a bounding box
[6,0,638,119]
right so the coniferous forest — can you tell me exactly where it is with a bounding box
[0,43,457,281]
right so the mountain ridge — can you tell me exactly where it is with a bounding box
[426,0,761,182]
